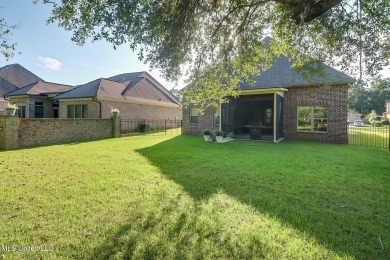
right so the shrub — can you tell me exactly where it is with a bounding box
[6,103,18,109]
[373,121,382,127]
[203,130,211,135]
[214,130,224,136]
[382,120,389,125]
[110,108,120,114]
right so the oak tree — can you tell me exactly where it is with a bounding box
[39,0,390,109]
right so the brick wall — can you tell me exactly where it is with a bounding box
[182,84,349,143]
[100,100,182,120]
[58,99,182,120]
[0,115,118,149]
[0,100,6,115]
[182,106,220,135]
[283,84,349,143]
[17,119,113,148]
[0,116,18,149]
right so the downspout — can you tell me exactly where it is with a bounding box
[92,96,102,118]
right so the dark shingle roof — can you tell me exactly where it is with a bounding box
[5,81,74,97]
[108,72,146,83]
[0,77,18,98]
[0,64,43,88]
[55,78,103,99]
[109,71,179,103]
[240,55,355,90]
[55,73,180,106]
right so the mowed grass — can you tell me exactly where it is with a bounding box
[0,135,389,259]
[348,126,389,149]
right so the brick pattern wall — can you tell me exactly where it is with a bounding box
[17,118,112,148]
[58,99,182,120]
[100,101,182,120]
[283,84,349,143]
[0,116,18,149]
[182,106,220,135]
[0,100,6,115]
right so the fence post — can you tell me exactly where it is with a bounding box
[112,115,121,138]
[0,115,19,150]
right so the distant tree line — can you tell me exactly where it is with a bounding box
[349,78,390,116]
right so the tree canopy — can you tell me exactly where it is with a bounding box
[349,78,390,116]
[0,18,18,60]
[39,0,390,109]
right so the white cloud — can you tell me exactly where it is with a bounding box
[38,57,62,71]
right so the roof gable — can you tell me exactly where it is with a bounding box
[0,77,18,98]
[240,55,356,90]
[55,71,180,106]
[55,78,102,99]
[123,78,174,103]
[108,72,145,83]
[0,64,43,88]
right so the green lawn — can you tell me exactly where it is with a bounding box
[0,135,389,259]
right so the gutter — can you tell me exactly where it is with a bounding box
[3,94,10,102]
[92,96,102,118]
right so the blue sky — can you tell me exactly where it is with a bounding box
[0,0,179,89]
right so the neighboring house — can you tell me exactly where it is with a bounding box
[5,81,74,118]
[1,64,181,120]
[348,110,362,124]
[383,101,390,121]
[0,64,43,114]
[182,55,355,143]
[55,72,181,119]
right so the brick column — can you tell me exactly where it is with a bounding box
[112,116,121,138]
[0,115,19,150]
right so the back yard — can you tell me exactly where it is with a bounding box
[0,135,389,259]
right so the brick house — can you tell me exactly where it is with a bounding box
[3,65,181,120]
[5,81,74,118]
[182,55,355,143]
[55,72,181,120]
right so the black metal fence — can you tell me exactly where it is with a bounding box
[348,124,390,149]
[121,119,182,136]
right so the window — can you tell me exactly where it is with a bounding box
[35,102,44,118]
[297,106,327,132]
[189,107,198,124]
[67,105,88,118]
[214,107,221,125]
[17,106,26,118]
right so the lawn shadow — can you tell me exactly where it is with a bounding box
[135,135,390,259]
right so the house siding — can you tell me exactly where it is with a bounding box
[9,96,55,118]
[283,84,349,143]
[100,100,182,120]
[58,99,181,120]
[59,99,99,118]
[182,106,220,135]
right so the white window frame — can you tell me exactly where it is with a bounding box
[189,106,198,124]
[297,106,328,133]
[214,106,221,125]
